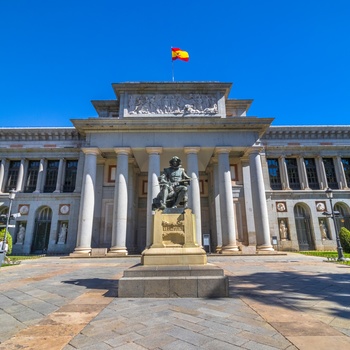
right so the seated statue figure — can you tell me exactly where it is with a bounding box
[153,156,191,210]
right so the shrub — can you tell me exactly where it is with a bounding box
[339,227,350,254]
[0,229,12,255]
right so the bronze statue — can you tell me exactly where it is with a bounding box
[153,156,191,210]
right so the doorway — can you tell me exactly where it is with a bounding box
[294,204,315,251]
[31,207,52,253]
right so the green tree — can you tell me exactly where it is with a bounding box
[339,227,350,254]
[0,229,12,254]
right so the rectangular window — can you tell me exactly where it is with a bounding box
[267,159,282,190]
[341,158,350,188]
[323,158,338,189]
[63,160,78,192]
[44,160,59,193]
[304,158,320,190]
[285,158,301,190]
[24,160,40,193]
[5,160,20,192]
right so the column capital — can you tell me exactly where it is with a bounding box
[146,147,162,155]
[215,147,232,155]
[114,147,131,155]
[184,147,200,154]
[82,147,101,156]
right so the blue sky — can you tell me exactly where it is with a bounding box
[1,0,349,127]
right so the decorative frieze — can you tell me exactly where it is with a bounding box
[127,93,218,116]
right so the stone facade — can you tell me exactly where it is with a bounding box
[0,82,349,255]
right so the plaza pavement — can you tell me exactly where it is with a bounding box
[0,253,349,350]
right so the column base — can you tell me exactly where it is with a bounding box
[108,247,128,256]
[221,245,239,254]
[70,247,91,257]
[257,244,274,251]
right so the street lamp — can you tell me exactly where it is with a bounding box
[1,189,16,265]
[323,188,345,261]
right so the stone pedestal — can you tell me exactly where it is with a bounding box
[142,208,207,265]
[118,208,228,298]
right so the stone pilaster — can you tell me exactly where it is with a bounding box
[184,147,202,246]
[241,157,256,247]
[212,160,223,251]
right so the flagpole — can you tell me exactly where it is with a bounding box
[171,47,174,82]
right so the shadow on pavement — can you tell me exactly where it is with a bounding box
[228,269,350,319]
[62,278,119,297]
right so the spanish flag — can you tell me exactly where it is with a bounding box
[172,47,189,62]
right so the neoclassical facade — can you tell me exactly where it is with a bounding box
[0,82,349,255]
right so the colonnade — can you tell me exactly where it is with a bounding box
[277,156,348,190]
[0,157,79,194]
[72,146,273,255]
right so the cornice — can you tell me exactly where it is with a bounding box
[71,117,273,138]
[0,128,83,142]
[263,126,350,141]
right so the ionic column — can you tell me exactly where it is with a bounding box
[15,159,25,192]
[54,158,65,193]
[216,147,238,252]
[279,156,290,190]
[0,158,5,193]
[146,147,162,247]
[110,148,131,255]
[315,156,327,189]
[335,156,347,189]
[34,159,45,193]
[297,156,309,190]
[73,148,100,255]
[184,147,202,246]
[249,149,273,251]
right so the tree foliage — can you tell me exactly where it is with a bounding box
[339,227,350,254]
[0,229,12,254]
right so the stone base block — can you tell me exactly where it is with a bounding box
[91,248,108,256]
[118,264,228,298]
[141,247,207,265]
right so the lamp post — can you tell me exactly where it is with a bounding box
[324,188,345,261]
[1,189,16,264]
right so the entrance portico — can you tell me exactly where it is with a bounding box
[71,82,274,255]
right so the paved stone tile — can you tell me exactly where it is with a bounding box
[1,254,350,349]
[133,333,176,349]
[165,325,213,346]
[287,335,350,349]
[161,339,203,350]
[104,332,145,347]
[201,339,245,350]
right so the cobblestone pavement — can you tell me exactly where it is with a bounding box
[0,253,349,349]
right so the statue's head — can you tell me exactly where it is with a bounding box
[169,156,181,167]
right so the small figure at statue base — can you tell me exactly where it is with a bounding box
[152,156,191,211]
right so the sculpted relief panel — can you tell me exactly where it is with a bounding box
[127,93,218,116]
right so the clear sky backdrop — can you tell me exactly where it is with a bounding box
[1,0,349,127]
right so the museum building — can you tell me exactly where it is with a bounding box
[0,81,350,256]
